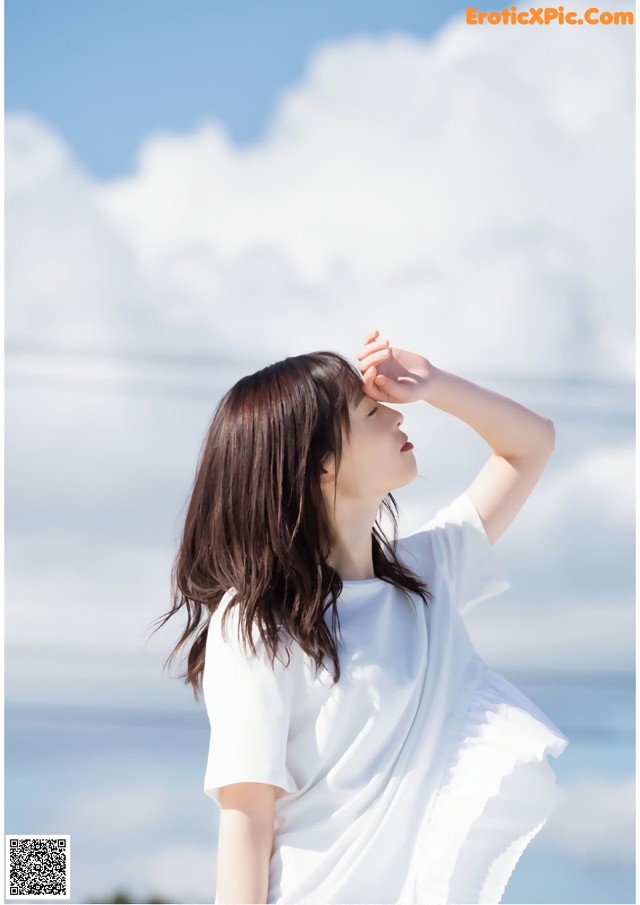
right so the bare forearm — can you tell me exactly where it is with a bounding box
[215,809,274,904]
[423,367,554,458]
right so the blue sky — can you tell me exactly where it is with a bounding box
[4,1,635,901]
[6,0,470,178]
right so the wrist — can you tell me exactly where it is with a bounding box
[421,365,445,404]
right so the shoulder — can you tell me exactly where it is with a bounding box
[394,491,481,576]
[399,492,481,549]
[206,589,240,647]
[206,588,297,675]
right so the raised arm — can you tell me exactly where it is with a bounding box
[355,330,555,547]
[422,368,555,545]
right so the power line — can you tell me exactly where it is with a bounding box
[4,340,634,391]
[4,375,633,423]
[5,341,249,371]
[5,341,634,424]
[5,374,227,401]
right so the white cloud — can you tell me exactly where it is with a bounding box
[5,116,153,349]
[4,440,634,710]
[87,0,633,371]
[4,0,634,708]
[466,592,635,673]
[501,443,635,596]
[3,547,197,709]
[7,2,632,370]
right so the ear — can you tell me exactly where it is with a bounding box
[319,458,336,486]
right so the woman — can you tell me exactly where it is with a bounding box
[157,328,569,904]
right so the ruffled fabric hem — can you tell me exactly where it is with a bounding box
[398,663,569,905]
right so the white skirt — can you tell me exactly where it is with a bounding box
[398,666,569,904]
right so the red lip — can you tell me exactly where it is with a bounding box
[400,436,413,451]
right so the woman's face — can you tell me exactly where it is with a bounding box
[326,391,418,500]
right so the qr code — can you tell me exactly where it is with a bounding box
[5,835,70,899]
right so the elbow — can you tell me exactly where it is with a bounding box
[532,418,555,466]
[542,418,556,453]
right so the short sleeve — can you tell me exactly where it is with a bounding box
[417,491,511,615]
[202,598,299,807]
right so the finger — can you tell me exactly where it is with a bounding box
[365,328,379,343]
[362,364,378,391]
[355,338,390,361]
[363,365,392,400]
[363,363,376,382]
[358,346,391,367]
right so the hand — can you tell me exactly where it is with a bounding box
[355,329,437,404]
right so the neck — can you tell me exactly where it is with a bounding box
[324,497,380,580]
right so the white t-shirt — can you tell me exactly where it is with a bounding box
[203,490,569,904]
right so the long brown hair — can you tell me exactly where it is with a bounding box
[148,350,433,700]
